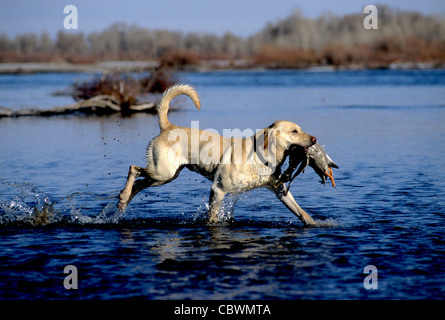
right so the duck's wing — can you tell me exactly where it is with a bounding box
[326,152,339,169]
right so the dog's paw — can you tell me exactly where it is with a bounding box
[206,215,220,226]
[207,219,219,225]
[303,219,317,227]
[117,201,127,211]
[118,191,129,211]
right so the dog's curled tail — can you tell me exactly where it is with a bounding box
[157,84,201,131]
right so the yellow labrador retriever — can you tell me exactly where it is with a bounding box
[118,84,318,226]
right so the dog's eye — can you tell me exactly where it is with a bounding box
[292,129,299,134]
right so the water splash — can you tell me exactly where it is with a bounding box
[0,180,233,227]
[0,180,330,228]
[0,180,121,226]
[63,191,122,224]
[314,218,338,228]
[190,194,239,225]
[0,181,57,226]
[218,194,238,224]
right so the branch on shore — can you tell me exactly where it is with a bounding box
[0,94,156,118]
[0,66,178,118]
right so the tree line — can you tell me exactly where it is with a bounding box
[1,5,444,68]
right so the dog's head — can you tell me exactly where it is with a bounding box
[265,120,316,151]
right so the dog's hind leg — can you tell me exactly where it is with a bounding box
[118,165,147,210]
[118,177,157,211]
[118,164,185,211]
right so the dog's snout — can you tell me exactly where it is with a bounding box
[311,136,317,145]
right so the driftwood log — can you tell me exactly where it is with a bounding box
[0,94,156,118]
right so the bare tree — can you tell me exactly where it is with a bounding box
[56,31,88,56]
[0,6,444,66]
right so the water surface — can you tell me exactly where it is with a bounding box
[1,69,444,299]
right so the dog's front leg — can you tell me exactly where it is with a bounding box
[273,184,316,226]
[208,184,226,224]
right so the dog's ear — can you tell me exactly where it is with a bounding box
[263,124,279,150]
[263,127,269,150]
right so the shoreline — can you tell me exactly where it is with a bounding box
[0,61,159,74]
[0,60,443,74]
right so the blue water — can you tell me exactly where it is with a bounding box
[1,69,445,299]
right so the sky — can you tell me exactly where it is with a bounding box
[1,0,444,38]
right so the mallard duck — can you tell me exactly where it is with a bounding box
[275,143,338,193]
[306,143,339,187]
